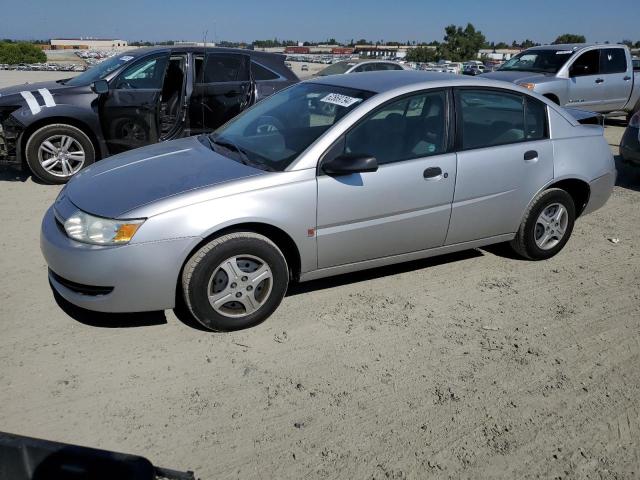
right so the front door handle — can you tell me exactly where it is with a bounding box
[423,167,443,179]
[595,78,604,84]
[623,76,631,81]
[524,150,538,161]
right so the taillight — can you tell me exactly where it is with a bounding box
[630,112,640,128]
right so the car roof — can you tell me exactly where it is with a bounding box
[118,46,297,80]
[527,43,626,51]
[308,70,493,94]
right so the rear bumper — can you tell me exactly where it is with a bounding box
[620,126,640,165]
[583,171,615,216]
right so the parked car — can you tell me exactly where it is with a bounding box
[317,59,406,76]
[0,47,298,184]
[462,65,486,76]
[620,110,640,166]
[482,44,640,120]
[41,72,615,331]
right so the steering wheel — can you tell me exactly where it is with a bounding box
[253,115,285,135]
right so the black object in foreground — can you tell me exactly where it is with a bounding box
[0,431,196,480]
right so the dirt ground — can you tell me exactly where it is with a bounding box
[0,72,639,479]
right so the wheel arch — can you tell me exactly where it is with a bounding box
[543,93,560,105]
[524,177,590,222]
[20,116,104,166]
[180,221,302,284]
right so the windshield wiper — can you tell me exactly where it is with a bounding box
[206,135,273,171]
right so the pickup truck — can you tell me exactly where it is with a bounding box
[482,44,640,120]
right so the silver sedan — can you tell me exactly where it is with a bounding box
[41,72,615,331]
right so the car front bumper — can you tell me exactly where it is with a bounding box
[620,126,640,165]
[41,206,197,313]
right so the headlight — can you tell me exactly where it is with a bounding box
[518,82,536,91]
[63,210,145,245]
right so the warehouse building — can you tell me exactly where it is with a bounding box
[50,38,128,50]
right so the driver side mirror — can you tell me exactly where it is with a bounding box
[322,154,378,175]
[91,79,109,94]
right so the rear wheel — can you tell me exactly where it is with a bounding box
[181,232,289,331]
[25,124,95,184]
[511,188,576,260]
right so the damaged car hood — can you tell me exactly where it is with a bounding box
[64,136,266,218]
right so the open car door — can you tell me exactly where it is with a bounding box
[189,52,253,135]
[99,53,171,154]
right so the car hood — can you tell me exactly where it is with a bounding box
[65,136,266,218]
[0,80,70,106]
[480,70,551,84]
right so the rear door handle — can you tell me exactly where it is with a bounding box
[595,78,604,84]
[423,167,443,179]
[524,150,538,161]
[623,76,631,81]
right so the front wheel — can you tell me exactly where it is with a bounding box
[181,232,289,331]
[25,124,95,184]
[510,188,576,260]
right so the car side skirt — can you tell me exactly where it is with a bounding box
[299,233,515,282]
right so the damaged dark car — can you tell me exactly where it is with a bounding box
[0,47,298,183]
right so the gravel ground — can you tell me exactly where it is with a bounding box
[0,72,639,479]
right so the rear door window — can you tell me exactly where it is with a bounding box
[202,54,249,83]
[252,61,280,81]
[457,89,525,149]
[600,48,627,74]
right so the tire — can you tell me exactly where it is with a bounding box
[25,124,95,184]
[181,232,289,331]
[510,188,576,260]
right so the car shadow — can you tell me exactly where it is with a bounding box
[0,167,30,182]
[614,155,640,192]
[286,249,484,296]
[51,285,167,328]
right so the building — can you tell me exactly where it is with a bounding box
[477,48,521,61]
[50,38,128,50]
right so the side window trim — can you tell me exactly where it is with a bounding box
[453,86,549,152]
[318,87,453,174]
[251,60,285,82]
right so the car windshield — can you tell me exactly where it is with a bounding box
[63,54,138,86]
[499,49,575,74]
[206,83,375,171]
[317,62,357,76]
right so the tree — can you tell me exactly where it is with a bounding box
[0,42,46,64]
[520,39,537,49]
[406,46,438,63]
[621,39,632,47]
[553,33,586,44]
[438,23,486,61]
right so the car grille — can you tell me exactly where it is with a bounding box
[49,269,114,296]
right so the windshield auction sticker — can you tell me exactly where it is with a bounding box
[119,56,135,61]
[320,93,362,108]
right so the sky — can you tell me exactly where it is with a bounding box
[1,0,639,45]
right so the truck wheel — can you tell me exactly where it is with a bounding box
[181,232,289,331]
[510,188,576,260]
[25,124,95,184]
